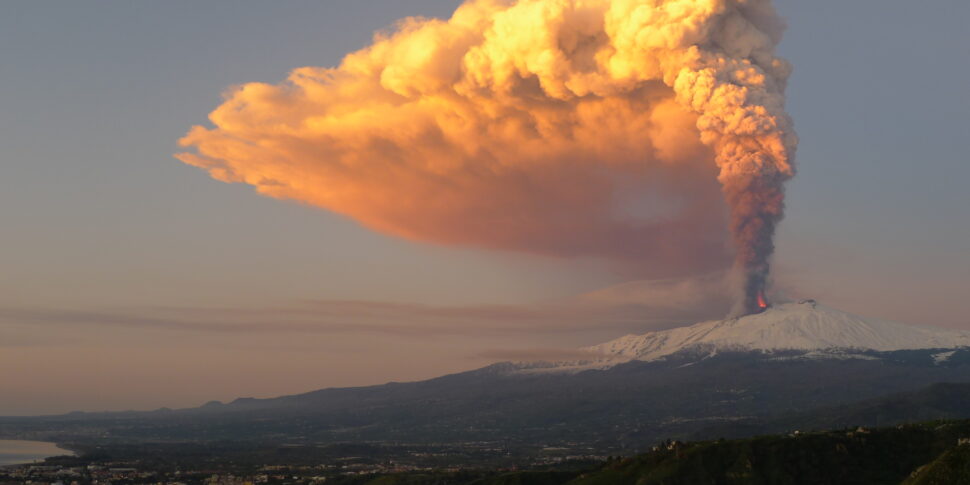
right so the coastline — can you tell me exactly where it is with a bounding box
[0,440,75,467]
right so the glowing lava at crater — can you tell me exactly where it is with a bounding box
[757,291,769,311]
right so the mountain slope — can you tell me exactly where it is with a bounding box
[903,444,970,485]
[691,382,970,441]
[5,348,970,448]
[585,301,970,363]
[795,382,970,431]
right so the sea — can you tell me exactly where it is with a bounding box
[0,440,71,466]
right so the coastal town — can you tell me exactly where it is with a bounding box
[0,443,606,485]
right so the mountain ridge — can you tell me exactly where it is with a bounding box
[592,301,970,356]
[502,301,970,374]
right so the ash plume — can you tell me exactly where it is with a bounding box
[177,0,796,314]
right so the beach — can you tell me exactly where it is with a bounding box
[0,440,71,466]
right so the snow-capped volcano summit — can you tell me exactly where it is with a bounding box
[586,300,970,363]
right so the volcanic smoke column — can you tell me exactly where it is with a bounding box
[662,4,798,316]
[175,0,797,316]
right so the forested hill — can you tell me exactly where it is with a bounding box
[325,420,970,485]
[567,421,970,485]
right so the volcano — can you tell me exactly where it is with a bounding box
[581,300,970,365]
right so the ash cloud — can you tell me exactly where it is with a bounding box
[177,0,796,308]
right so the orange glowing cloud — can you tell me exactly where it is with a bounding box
[177,0,795,282]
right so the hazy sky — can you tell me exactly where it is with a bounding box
[1,0,968,415]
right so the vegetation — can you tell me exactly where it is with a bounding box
[10,380,970,484]
[903,444,970,485]
[567,423,965,484]
[329,421,970,485]
[10,420,970,484]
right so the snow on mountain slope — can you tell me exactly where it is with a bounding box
[586,300,970,362]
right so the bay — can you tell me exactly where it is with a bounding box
[0,440,72,466]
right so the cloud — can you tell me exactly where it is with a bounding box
[176,0,797,282]
[0,331,67,348]
[0,274,741,414]
[0,274,731,343]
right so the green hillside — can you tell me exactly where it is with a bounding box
[568,422,969,485]
[903,444,970,485]
[328,421,970,485]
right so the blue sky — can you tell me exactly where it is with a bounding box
[772,0,969,325]
[0,0,967,414]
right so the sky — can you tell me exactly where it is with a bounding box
[1,0,968,416]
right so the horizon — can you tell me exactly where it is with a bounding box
[2,0,968,416]
[12,299,962,417]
